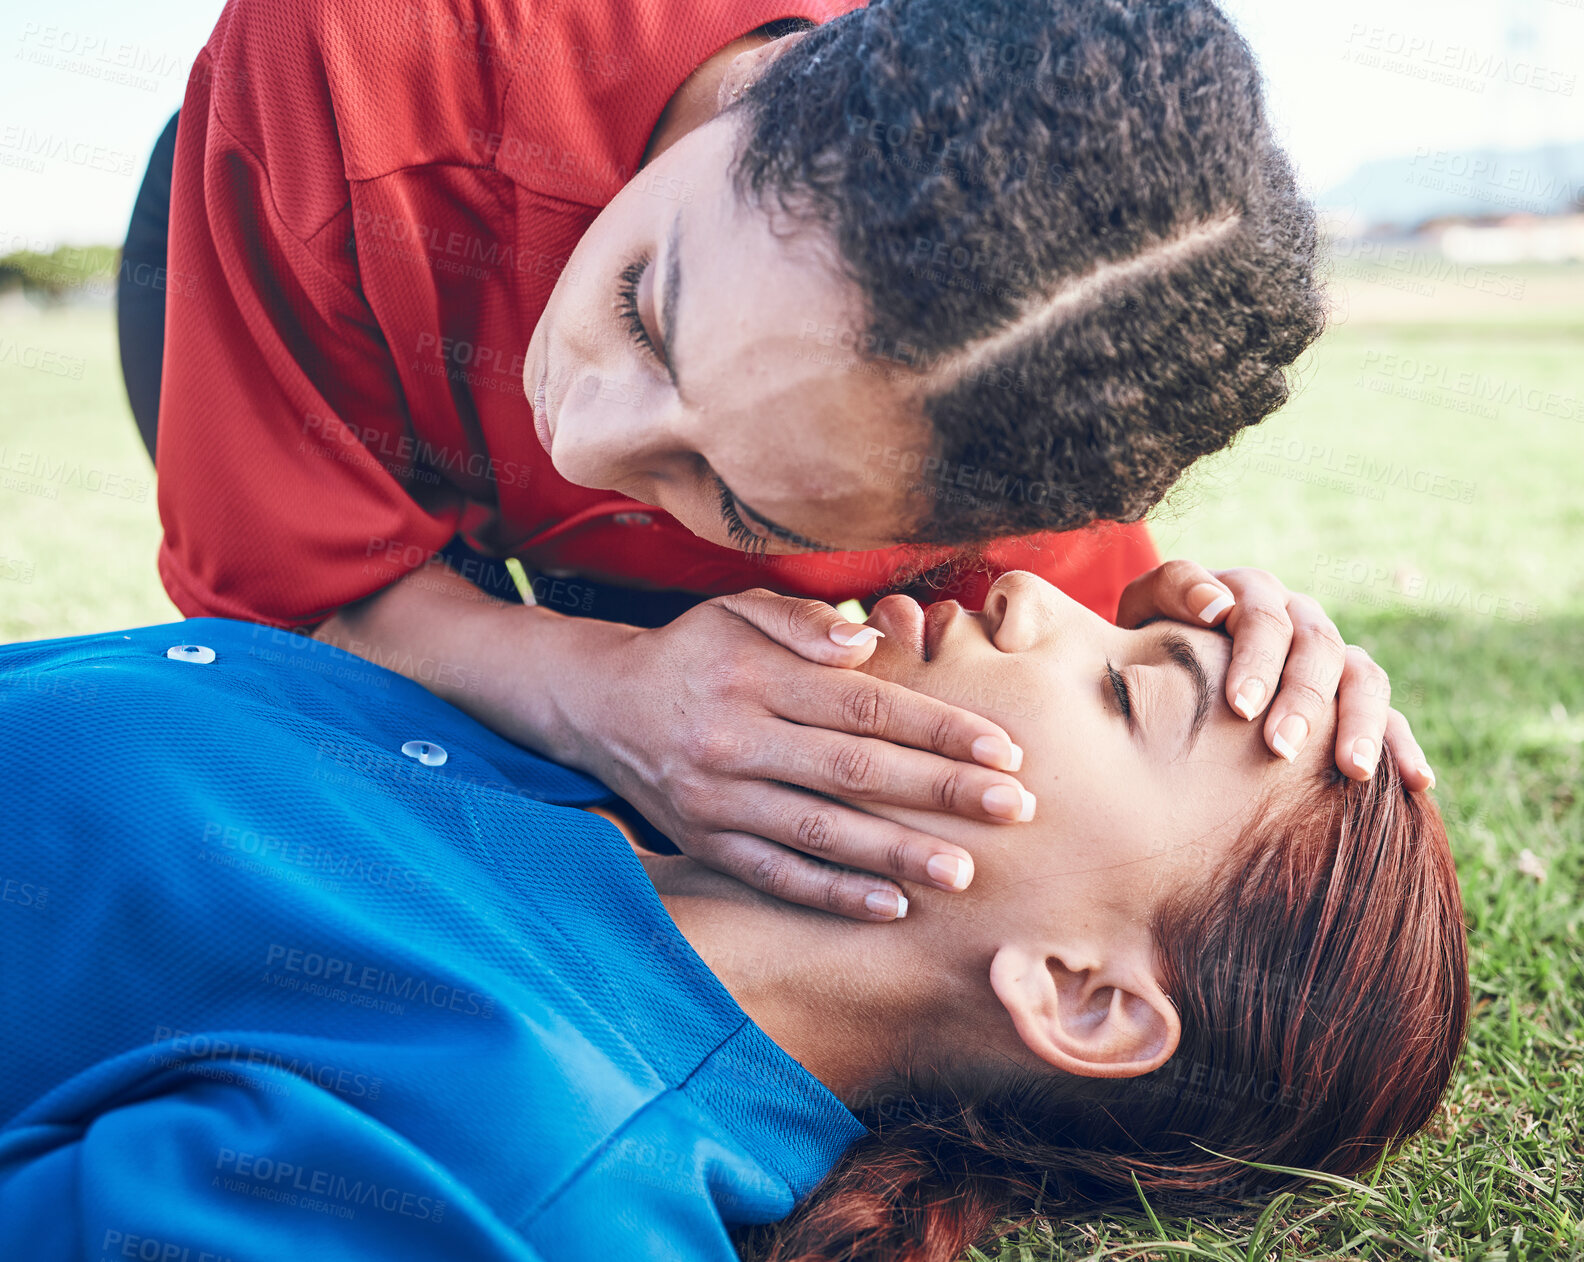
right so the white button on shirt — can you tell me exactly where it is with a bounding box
[401,740,448,767]
[165,645,216,664]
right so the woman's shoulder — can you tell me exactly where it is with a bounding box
[0,620,721,1112]
[0,617,864,1246]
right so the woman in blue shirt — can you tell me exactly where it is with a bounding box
[0,573,1467,1261]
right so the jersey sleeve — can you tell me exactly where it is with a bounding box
[986,521,1160,622]
[909,521,1159,624]
[0,1070,551,1262]
[155,18,464,631]
[523,1089,793,1261]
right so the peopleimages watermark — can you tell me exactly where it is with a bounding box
[145,1025,383,1102]
[0,124,137,176]
[1326,237,1526,301]
[0,555,36,584]
[99,1229,233,1262]
[1310,555,1539,624]
[300,412,533,488]
[352,207,578,283]
[862,440,1056,508]
[399,1,633,78]
[845,112,1070,189]
[0,340,85,381]
[1341,25,1577,96]
[200,821,429,894]
[0,237,196,302]
[214,1147,446,1222]
[262,942,496,1018]
[14,21,187,92]
[409,331,535,401]
[1354,351,1579,424]
[244,640,394,692]
[796,319,1029,393]
[1239,432,1476,504]
[1,873,48,912]
[0,445,151,501]
[1405,146,1582,217]
[0,665,100,705]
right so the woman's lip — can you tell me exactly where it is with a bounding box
[532,366,553,455]
[866,594,925,660]
[922,600,961,660]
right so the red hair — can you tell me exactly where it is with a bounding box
[738,746,1470,1262]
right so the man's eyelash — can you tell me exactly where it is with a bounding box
[715,476,768,556]
[1106,661,1133,722]
[616,258,658,359]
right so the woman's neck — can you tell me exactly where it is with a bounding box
[640,854,999,1107]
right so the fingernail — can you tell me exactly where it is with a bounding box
[983,784,1037,821]
[971,734,1021,771]
[926,853,973,890]
[1233,678,1266,720]
[1351,737,1377,777]
[830,622,884,647]
[1418,763,1436,790]
[1192,586,1235,624]
[1271,714,1309,762]
[864,889,907,919]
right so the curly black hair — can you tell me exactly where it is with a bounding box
[730,0,1326,543]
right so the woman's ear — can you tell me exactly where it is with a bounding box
[989,943,1180,1079]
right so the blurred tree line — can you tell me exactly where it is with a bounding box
[0,245,119,305]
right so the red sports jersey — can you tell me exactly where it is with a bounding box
[155,0,1158,631]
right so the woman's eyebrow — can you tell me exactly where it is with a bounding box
[1158,631,1213,752]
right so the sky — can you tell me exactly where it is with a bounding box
[1,0,1581,249]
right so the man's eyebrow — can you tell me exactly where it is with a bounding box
[1159,631,1213,753]
[730,490,838,554]
[659,209,683,392]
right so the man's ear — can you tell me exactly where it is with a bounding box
[988,943,1180,1079]
[716,29,811,110]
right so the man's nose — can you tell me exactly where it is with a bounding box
[563,379,686,482]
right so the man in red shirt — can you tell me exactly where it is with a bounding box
[128,0,1432,921]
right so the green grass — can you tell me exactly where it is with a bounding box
[0,301,177,637]
[1,262,1581,1259]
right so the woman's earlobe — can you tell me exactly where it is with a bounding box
[989,943,1181,1080]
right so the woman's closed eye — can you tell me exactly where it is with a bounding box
[1106,635,1217,755]
[1105,660,1133,727]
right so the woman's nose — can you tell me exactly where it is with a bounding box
[986,571,1040,653]
[987,570,1084,654]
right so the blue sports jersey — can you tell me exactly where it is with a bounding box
[0,619,865,1259]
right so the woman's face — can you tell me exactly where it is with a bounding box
[523,113,928,554]
[855,571,1326,920]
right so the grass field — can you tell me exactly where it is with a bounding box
[0,258,1580,1259]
